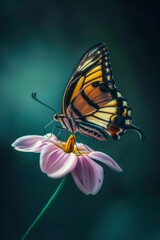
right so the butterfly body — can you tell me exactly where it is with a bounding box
[54,114,79,133]
[54,43,144,140]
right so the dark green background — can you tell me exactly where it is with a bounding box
[1,0,160,239]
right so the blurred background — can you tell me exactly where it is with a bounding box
[1,0,160,239]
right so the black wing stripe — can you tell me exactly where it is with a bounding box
[81,89,99,110]
[83,76,103,86]
[79,47,108,75]
[81,55,109,77]
[79,58,102,76]
[92,115,110,123]
[68,118,74,132]
[86,68,102,78]
[71,103,83,118]
[61,117,67,129]
[98,110,116,115]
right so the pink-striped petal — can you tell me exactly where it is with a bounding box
[40,144,77,178]
[71,155,103,195]
[11,135,51,152]
[88,151,122,172]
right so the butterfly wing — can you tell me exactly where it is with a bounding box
[61,43,143,140]
[62,43,114,115]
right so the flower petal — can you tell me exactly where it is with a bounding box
[40,144,77,178]
[74,143,93,155]
[88,151,122,172]
[11,135,51,152]
[71,155,103,195]
[45,133,63,147]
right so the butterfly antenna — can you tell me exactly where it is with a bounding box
[32,92,56,113]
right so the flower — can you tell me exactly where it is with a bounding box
[12,134,122,195]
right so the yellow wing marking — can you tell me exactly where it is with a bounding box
[100,107,117,114]
[123,100,128,107]
[85,70,102,83]
[128,110,131,116]
[70,76,84,103]
[122,108,128,117]
[93,112,112,121]
[102,100,117,107]
[85,116,107,128]
[78,59,93,71]
[125,119,131,125]
[86,65,102,76]
[79,56,101,71]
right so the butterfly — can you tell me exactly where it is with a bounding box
[53,43,144,141]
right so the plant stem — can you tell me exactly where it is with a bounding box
[21,176,67,240]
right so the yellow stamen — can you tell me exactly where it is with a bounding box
[63,134,76,153]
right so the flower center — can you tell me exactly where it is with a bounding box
[63,134,76,153]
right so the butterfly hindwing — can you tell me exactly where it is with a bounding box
[66,81,133,140]
[77,120,109,141]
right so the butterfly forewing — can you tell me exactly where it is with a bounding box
[62,43,115,114]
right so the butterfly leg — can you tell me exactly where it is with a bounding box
[76,132,92,153]
[54,125,69,141]
[43,120,55,135]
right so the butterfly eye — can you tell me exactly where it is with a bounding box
[53,114,58,121]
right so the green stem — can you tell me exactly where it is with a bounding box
[21,176,67,240]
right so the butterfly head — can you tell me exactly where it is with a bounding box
[53,113,59,121]
[53,114,79,133]
[53,113,65,122]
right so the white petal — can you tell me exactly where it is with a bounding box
[88,151,122,172]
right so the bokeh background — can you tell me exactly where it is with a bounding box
[1,0,160,239]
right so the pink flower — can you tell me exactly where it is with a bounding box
[12,134,122,195]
